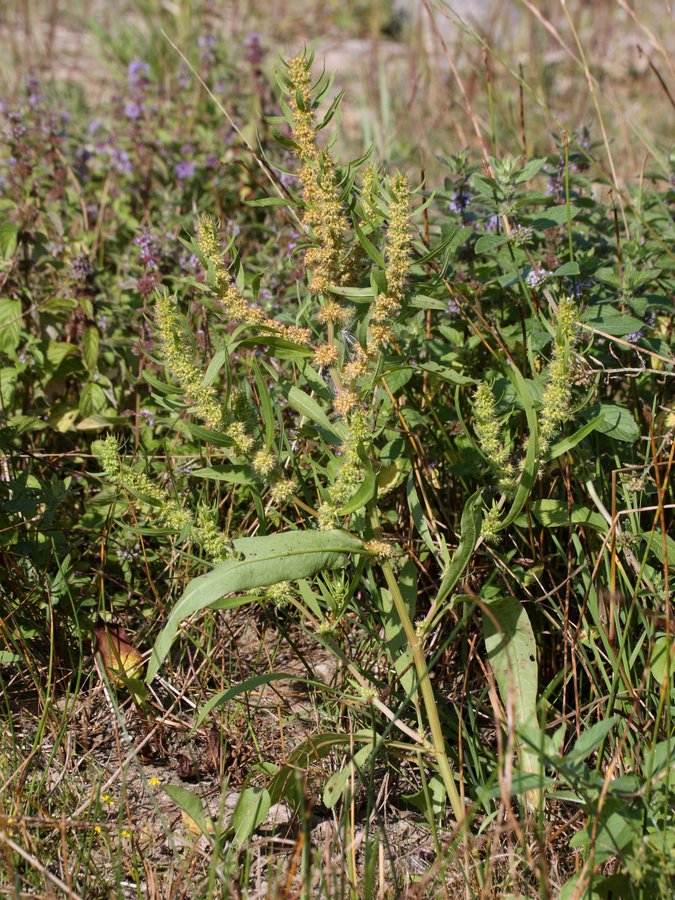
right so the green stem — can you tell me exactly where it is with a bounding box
[369,511,465,825]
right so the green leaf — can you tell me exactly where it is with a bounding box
[0,221,18,259]
[230,787,271,847]
[245,196,293,207]
[202,349,228,388]
[336,461,377,515]
[582,305,644,337]
[0,298,22,354]
[513,500,607,532]
[435,490,482,607]
[531,205,581,229]
[568,717,618,763]
[82,327,100,373]
[352,217,385,267]
[268,731,372,805]
[288,386,348,445]
[650,635,673,685]
[147,530,365,681]
[475,234,510,253]
[549,412,605,459]
[323,743,374,808]
[407,294,447,311]
[376,560,417,697]
[552,261,580,277]
[190,465,254,485]
[515,157,548,182]
[163,785,212,838]
[569,797,641,863]
[416,362,476,385]
[595,404,640,443]
[482,593,541,799]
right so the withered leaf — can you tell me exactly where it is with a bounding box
[93,623,143,682]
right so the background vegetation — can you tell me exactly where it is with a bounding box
[0,1,673,897]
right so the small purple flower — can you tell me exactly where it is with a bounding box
[447,298,460,315]
[199,33,217,67]
[134,232,157,268]
[485,214,500,232]
[205,153,219,169]
[626,331,643,344]
[124,100,143,120]
[128,61,150,88]
[111,147,132,174]
[448,190,473,214]
[526,268,552,288]
[88,119,102,134]
[174,160,196,181]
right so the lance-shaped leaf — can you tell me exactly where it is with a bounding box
[147,530,365,682]
[482,592,542,809]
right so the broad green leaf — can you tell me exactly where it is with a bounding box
[549,412,605,459]
[202,348,228,387]
[163,785,213,838]
[288,386,348,445]
[552,261,581,277]
[531,205,581,229]
[323,743,374,808]
[513,500,607,532]
[230,787,271,847]
[190,465,254,485]
[475,234,510,253]
[640,531,675,568]
[402,772,446,826]
[594,404,640,443]
[245,196,293,207]
[0,221,18,259]
[482,593,541,804]
[0,298,22,354]
[82,327,100,373]
[568,717,618,762]
[147,530,365,681]
[416,361,476,385]
[408,294,447,311]
[650,635,673,686]
[569,797,641,863]
[582,305,644,337]
[352,217,385,267]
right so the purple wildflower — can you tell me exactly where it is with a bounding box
[124,100,143,120]
[128,61,150,88]
[134,232,157,268]
[174,159,196,180]
[448,190,473,214]
[111,147,132,174]
[526,268,552,288]
[626,331,643,344]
